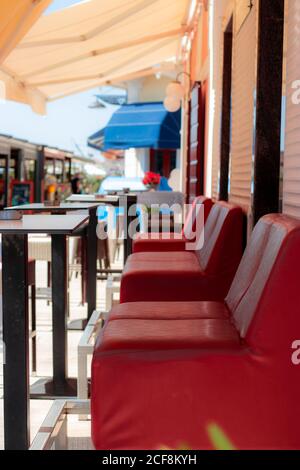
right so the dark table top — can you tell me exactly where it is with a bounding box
[5,202,100,211]
[0,214,89,234]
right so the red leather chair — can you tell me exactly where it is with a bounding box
[132,196,213,253]
[92,214,300,449]
[120,202,243,302]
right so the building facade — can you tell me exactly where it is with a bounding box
[182,0,297,235]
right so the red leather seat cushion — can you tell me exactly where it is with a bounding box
[108,301,230,321]
[134,232,183,241]
[120,251,215,302]
[124,250,201,268]
[133,233,188,253]
[94,318,240,354]
[120,251,228,302]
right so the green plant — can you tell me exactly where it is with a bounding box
[160,423,236,450]
[206,423,236,450]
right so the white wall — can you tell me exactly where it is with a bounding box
[139,75,170,102]
[126,75,170,104]
[126,79,143,104]
[123,74,180,179]
[124,148,149,178]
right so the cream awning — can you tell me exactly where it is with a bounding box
[1,0,193,114]
[0,0,51,62]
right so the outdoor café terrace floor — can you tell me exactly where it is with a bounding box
[0,253,122,450]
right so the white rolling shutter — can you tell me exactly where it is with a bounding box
[229,0,257,211]
[210,8,223,200]
[209,0,232,200]
[282,0,300,218]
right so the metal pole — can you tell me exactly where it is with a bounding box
[2,234,30,449]
[86,207,97,319]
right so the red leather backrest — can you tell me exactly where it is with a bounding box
[182,196,213,239]
[197,202,243,277]
[227,214,300,351]
[226,216,274,315]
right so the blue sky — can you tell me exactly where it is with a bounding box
[0,0,118,157]
[45,0,85,15]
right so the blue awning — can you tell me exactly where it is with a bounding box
[88,102,181,151]
[87,128,105,150]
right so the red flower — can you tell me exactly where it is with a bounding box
[143,171,161,186]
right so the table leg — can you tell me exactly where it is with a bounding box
[68,233,88,331]
[2,234,30,450]
[121,195,137,264]
[86,207,97,319]
[68,207,97,330]
[30,234,76,397]
[120,195,128,265]
[51,234,68,395]
[81,236,87,306]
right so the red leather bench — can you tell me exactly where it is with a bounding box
[132,196,213,253]
[92,214,300,449]
[120,201,243,302]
